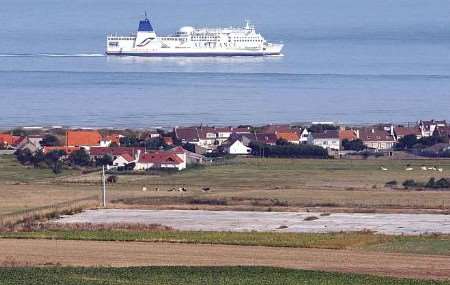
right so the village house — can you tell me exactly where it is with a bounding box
[135,151,186,171]
[308,130,340,151]
[276,131,300,144]
[110,153,136,170]
[418,120,447,137]
[174,126,250,149]
[393,126,422,140]
[221,139,252,155]
[100,134,122,147]
[299,128,310,144]
[0,134,21,149]
[358,128,396,151]
[170,146,205,165]
[339,129,358,142]
[88,147,144,161]
[42,146,81,156]
[229,132,278,146]
[66,130,102,149]
[15,136,43,153]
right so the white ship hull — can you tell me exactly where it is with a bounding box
[106,45,283,57]
[106,17,283,57]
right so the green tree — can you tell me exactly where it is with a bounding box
[41,134,60,147]
[15,149,33,164]
[31,150,45,168]
[342,139,366,151]
[96,154,113,166]
[69,149,91,167]
[44,150,65,174]
[395,134,418,150]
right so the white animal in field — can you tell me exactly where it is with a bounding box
[142,186,147,192]
[421,166,427,171]
[438,168,444,172]
[405,167,414,171]
[380,167,388,171]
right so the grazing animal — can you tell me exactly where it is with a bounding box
[202,187,211,192]
[155,187,159,191]
[380,167,388,171]
[421,166,427,171]
[405,167,413,171]
[168,188,175,192]
[438,168,444,172]
[142,186,147,192]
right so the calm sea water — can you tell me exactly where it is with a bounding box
[1,0,449,128]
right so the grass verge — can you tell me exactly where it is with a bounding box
[0,266,447,285]
[0,230,391,249]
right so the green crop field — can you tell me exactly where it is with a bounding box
[0,266,447,285]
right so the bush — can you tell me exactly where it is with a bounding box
[435,178,450,189]
[250,142,328,159]
[385,180,398,188]
[40,134,60,147]
[342,139,366,151]
[395,134,418,150]
[402,179,417,189]
[69,149,90,167]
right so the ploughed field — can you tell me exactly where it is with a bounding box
[2,155,450,215]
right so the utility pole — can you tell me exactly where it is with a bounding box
[102,165,106,208]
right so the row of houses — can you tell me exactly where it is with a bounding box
[173,120,450,155]
[0,130,202,171]
[2,119,449,161]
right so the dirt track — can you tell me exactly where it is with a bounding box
[1,239,450,280]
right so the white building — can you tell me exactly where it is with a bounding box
[224,140,252,155]
[308,130,340,151]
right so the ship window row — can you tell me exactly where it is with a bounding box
[108,37,134,40]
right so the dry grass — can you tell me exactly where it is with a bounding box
[2,156,450,215]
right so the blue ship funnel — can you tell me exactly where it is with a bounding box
[138,16,153,32]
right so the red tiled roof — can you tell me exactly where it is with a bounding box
[118,153,134,162]
[174,127,199,142]
[276,131,300,142]
[102,134,121,145]
[254,133,278,144]
[359,129,395,142]
[43,146,80,154]
[0,134,15,145]
[138,151,184,165]
[313,130,339,139]
[66,130,102,147]
[89,147,144,157]
[339,129,358,141]
[261,124,291,133]
[394,127,421,137]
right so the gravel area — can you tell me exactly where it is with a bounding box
[55,209,450,235]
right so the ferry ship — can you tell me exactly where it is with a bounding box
[106,15,283,57]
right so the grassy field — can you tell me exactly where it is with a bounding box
[0,266,447,285]
[0,230,389,249]
[0,155,78,183]
[2,229,450,256]
[2,155,450,216]
[103,158,450,211]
